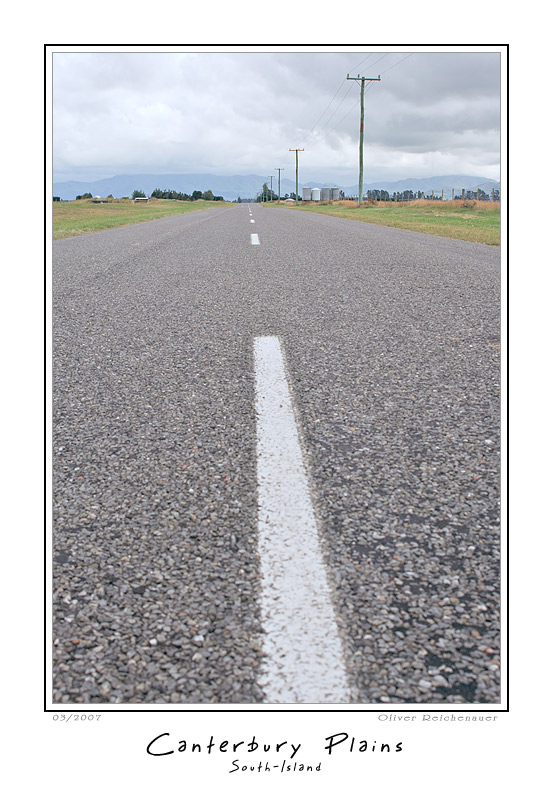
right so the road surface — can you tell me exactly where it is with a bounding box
[52,203,501,704]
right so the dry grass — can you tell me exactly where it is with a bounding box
[305,199,500,212]
[275,199,500,246]
[53,198,232,239]
[400,199,500,211]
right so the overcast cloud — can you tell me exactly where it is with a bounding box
[53,49,501,185]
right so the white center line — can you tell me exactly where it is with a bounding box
[254,336,351,704]
[250,219,255,223]
[251,233,260,245]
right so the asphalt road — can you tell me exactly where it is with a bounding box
[52,203,501,704]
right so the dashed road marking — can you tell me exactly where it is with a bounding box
[253,335,351,704]
[251,233,260,245]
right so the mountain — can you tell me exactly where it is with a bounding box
[53,172,499,201]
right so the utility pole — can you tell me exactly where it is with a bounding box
[268,175,274,202]
[289,149,304,205]
[347,74,381,206]
[275,168,284,202]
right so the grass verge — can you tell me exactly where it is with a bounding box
[267,199,500,246]
[53,198,232,239]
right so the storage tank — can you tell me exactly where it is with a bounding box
[321,187,330,201]
[331,187,341,201]
[311,187,321,202]
[302,187,312,201]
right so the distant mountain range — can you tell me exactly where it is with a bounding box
[53,172,500,201]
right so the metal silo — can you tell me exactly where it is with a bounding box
[331,188,341,201]
[321,187,330,201]
[302,187,312,201]
[311,188,321,202]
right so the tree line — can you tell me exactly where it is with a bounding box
[366,188,499,202]
[64,185,499,204]
[70,189,225,201]
[144,188,224,201]
[248,182,500,204]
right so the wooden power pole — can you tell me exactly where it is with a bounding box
[289,149,304,205]
[347,74,381,206]
[275,168,284,202]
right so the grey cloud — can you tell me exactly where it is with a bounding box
[53,50,501,185]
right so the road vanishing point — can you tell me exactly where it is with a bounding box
[52,202,501,705]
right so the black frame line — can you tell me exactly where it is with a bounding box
[45,43,509,714]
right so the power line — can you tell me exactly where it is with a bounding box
[348,52,374,73]
[300,52,415,151]
[310,80,379,145]
[313,96,360,143]
[304,55,390,145]
[351,52,389,73]
[304,79,346,139]
[379,52,414,74]
[304,80,357,143]
[303,55,376,143]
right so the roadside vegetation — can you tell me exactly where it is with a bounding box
[53,197,231,239]
[269,199,500,246]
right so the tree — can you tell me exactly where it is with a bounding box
[192,190,203,201]
[202,189,214,201]
[256,182,278,202]
[132,189,146,198]
[367,189,389,201]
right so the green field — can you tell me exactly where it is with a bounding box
[53,198,232,239]
[270,199,500,246]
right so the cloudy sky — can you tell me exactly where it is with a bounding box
[52,48,501,185]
